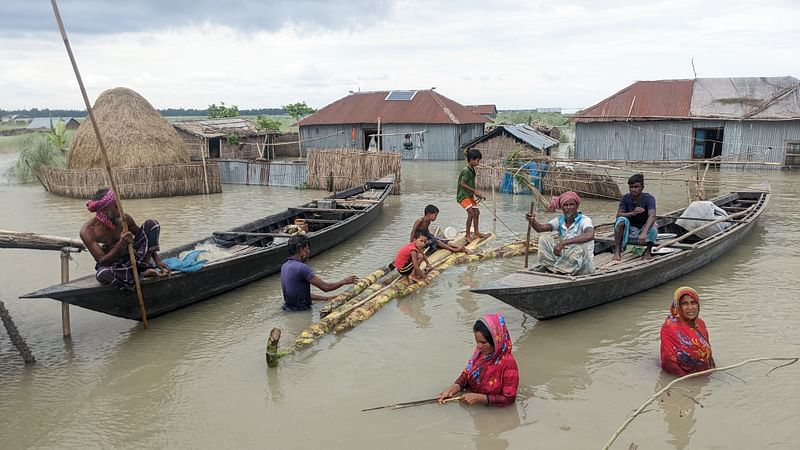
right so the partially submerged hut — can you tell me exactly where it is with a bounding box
[172,118,272,160]
[462,124,560,162]
[40,87,221,198]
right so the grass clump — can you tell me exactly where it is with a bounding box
[4,133,69,183]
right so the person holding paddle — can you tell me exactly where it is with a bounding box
[525,191,595,275]
[437,313,518,406]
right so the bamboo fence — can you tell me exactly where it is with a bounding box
[475,164,621,200]
[306,149,401,194]
[40,163,222,199]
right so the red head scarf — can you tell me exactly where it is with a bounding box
[86,189,117,229]
[546,191,581,213]
[464,313,513,384]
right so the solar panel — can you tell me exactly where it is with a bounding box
[385,90,417,101]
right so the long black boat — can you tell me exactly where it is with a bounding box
[472,185,769,319]
[22,175,394,320]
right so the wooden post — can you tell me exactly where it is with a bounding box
[491,167,497,234]
[200,137,210,195]
[266,327,282,368]
[60,249,71,337]
[524,201,534,268]
[51,0,149,327]
[377,117,381,152]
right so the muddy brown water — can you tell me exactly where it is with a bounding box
[1,155,798,449]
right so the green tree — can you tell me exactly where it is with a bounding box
[207,102,240,118]
[255,115,282,132]
[46,118,69,153]
[282,102,316,129]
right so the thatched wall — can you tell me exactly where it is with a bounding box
[475,164,621,200]
[306,149,401,193]
[467,135,545,163]
[40,163,222,199]
[68,87,189,170]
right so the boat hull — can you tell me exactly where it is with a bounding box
[472,189,768,319]
[22,177,393,320]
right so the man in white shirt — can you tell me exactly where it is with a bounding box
[525,191,595,275]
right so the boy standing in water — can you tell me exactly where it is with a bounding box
[457,149,487,242]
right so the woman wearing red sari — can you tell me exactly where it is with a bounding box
[437,313,519,406]
[660,286,715,376]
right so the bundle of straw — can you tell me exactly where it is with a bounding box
[306,149,401,193]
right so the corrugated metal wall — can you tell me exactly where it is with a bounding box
[216,160,307,187]
[300,123,484,160]
[575,120,799,164]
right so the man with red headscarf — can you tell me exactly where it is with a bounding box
[524,191,595,275]
[80,188,169,288]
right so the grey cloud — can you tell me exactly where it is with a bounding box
[0,0,393,35]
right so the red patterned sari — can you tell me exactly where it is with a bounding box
[454,313,519,406]
[660,287,715,376]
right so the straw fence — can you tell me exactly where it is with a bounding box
[476,164,621,200]
[40,163,222,199]
[306,149,401,194]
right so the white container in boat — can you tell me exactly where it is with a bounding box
[444,227,458,240]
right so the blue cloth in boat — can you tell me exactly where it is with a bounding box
[162,250,208,273]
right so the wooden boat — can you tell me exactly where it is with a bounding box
[472,186,769,319]
[22,176,395,320]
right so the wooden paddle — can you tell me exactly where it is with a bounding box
[361,396,462,412]
[524,201,535,268]
[51,0,149,327]
[653,203,757,252]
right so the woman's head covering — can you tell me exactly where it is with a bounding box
[546,191,581,212]
[86,189,117,229]
[671,286,700,319]
[464,313,513,383]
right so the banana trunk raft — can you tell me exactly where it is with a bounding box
[266,234,536,367]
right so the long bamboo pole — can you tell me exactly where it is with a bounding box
[524,201,534,268]
[51,0,149,327]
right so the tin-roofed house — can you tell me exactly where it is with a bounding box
[173,118,269,160]
[466,104,498,120]
[298,90,489,160]
[573,77,800,168]
[27,117,81,130]
[461,124,559,163]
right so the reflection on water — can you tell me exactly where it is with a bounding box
[0,162,798,449]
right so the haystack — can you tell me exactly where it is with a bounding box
[68,87,189,169]
[40,87,221,199]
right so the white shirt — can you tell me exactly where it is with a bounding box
[548,213,595,254]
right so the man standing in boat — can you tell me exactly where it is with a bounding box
[79,188,169,289]
[613,173,657,262]
[525,191,595,275]
[280,235,358,311]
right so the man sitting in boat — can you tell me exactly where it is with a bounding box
[524,191,595,275]
[79,188,169,288]
[280,235,357,311]
[613,173,657,262]
[660,287,715,376]
[410,204,467,254]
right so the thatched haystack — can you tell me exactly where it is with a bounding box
[41,87,221,198]
[68,87,189,169]
[306,149,401,193]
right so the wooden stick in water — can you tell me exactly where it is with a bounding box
[51,0,149,327]
[524,201,534,268]
[361,396,462,412]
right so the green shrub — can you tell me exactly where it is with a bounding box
[6,135,66,183]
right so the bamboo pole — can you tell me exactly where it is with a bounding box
[524,201,534,268]
[0,229,86,251]
[51,0,149,328]
[60,249,71,338]
[200,137,210,194]
[0,299,35,364]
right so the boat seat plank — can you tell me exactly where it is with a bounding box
[291,207,365,214]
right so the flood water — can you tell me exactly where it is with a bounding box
[1,155,798,449]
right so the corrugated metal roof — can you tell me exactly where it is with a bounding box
[299,90,489,126]
[690,77,800,120]
[575,77,800,122]
[27,117,80,129]
[172,117,261,138]
[466,104,498,115]
[462,124,559,150]
[574,80,694,122]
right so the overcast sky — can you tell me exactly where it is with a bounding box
[1,0,798,111]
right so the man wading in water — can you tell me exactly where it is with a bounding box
[80,188,169,289]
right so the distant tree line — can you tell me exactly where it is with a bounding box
[1,107,288,118]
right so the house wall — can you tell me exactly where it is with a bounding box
[576,119,800,165]
[176,129,205,160]
[299,123,484,160]
[464,134,541,163]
